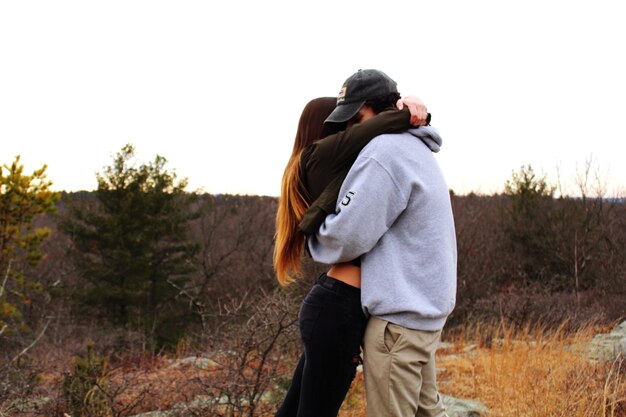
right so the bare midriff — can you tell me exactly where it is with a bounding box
[327,262,361,288]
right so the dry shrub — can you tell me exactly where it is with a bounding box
[103,355,203,415]
[457,288,609,333]
[438,320,626,417]
[179,289,300,416]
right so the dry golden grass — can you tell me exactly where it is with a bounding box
[437,320,626,417]
[334,320,626,417]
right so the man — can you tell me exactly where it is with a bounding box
[308,69,457,417]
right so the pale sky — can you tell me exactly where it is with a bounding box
[2,0,625,197]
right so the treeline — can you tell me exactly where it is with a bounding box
[2,148,625,352]
[452,169,625,327]
[1,147,625,415]
[2,146,280,349]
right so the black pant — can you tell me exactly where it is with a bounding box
[276,273,368,417]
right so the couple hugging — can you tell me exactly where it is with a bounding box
[274,69,457,417]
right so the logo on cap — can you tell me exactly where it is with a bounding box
[337,86,347,103]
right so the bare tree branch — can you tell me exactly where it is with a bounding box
[167,278,205,311]
[0,260,11,299]
[0,261,12,338]
[11,317,51,364]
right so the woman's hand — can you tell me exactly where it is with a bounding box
[397,96,429,126]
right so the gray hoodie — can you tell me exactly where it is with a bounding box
[307,126,457,331]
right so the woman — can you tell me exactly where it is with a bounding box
[274,96,427,417]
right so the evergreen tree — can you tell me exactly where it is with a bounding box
[61,144,199,348]
[503,164,559,282]
[0,156,59,338]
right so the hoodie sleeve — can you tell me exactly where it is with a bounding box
[307,153,409,264]
[309,108,411,172]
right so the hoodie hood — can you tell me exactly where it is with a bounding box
[407,126,442,153]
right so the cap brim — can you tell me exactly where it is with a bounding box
[324,100,365,123]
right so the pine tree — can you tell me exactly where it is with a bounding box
[503,164,558,282]
[0,156,59,338]
[61,144,199,348]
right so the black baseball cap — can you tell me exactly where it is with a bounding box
[325,69,399,123]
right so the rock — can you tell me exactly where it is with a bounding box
[609,321,626,339]
[170,356,217,370]
[130,411,171,417]
[610,322,626,338]
[443,395,490,417]
[3,397,50,415]
[587,320,626,363]
[130,394,490,417]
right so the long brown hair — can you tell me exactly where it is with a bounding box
[274,97,338,286]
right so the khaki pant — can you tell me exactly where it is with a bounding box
[363,316,448,417]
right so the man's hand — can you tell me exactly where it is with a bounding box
[397,96,429,126]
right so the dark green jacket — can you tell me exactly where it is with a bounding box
[298,108,414,236]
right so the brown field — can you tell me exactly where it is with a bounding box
[3,320,624,416]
